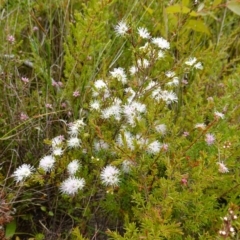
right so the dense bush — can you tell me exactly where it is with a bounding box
[0,0,240,239]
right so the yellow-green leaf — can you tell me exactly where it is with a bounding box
[48,211,54,216]
[186,19,210,35]
[166,4,198,16]
[143,5,154,15]
[212,0,222,7]
[5,220,16,238]
[182,0,190,6]
[226,0,240,15]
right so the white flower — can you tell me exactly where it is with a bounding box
[137,58,150,68]
[101,100,122,121]
[122,101,146,126]
[125,87,136,102]
[39,155,55,172]
[52,147,64,156]
[68,123,79,136]
[185,57,197,66]
[155,124,167,135]
[152,37,170,50]
[60,177,85,195]
[75,119,85,128]
[167,77,179,86]
[137,27,151,39]
[114,21,129,36]
[67,137,81,148]
[160,90,178,104]
[195,123,206,130]
[12,164,35,182]
[123,101,146,115]
[94,139,109,151]
[122,160,133,173]
[151,87,162,100]
[52,135,64,148]
[110,67,127,84]
[185,57,203,70]
[214,111,224,119]
[147,140,162,154]
[129,66,138,75]
[90,100,101,111]
[116,131,134,150]
[68,119,85,136]
[217,162,229,173]
[145,80,157,91]
[67,160,81,175]
[157,50,165,59]
[194,62,203,70]
[100,165,120,186]
[94,79,107,89]
[166,71,175,78]
[103,89,111,99]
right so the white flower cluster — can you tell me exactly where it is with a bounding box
[116,130,163,154]
[67,119,85,148]
[12,21,209,198]
[12,118,87,195]
[51,135,64,156]
[58,158,83,195]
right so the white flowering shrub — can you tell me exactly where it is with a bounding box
[1,0,240,239]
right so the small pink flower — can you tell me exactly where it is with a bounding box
[205,133,215,145]
[73,90,80,97]
[45,103,53,109]
[182,79,188,85]
[21,77,29,84]
[52,80,58,87]
[181,178,188,186]
[52,79,63,88]
[7,35,15,43]
[33,26,39,31]
[57,81,63,87]
[183,131,189,137]
[20,112,29,121]
[61,102,67,108]
[162,143,168,151]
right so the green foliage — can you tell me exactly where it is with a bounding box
[5,220,17,238]
[63,0,116,117]
[226,0,240,16]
